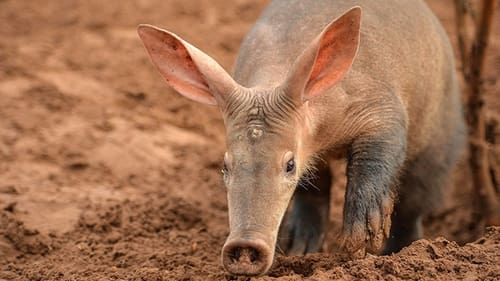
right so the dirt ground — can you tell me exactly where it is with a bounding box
[0,0,499,280]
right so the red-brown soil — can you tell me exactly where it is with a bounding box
[0,0,499,280]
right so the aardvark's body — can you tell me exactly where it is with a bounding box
[138,0,465,276]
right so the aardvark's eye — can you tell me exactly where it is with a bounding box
[222,152,230,176]
[286,157,295,174]
[222,161,228,175]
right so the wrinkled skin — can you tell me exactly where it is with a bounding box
[221,89,307,274]
[138,0,466,277]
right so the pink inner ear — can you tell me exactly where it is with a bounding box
[160,35,209,88]
[138,25,217,105]
[304,7,361,98]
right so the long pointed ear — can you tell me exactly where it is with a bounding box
[137,24,238,106]
[284,7,361,102]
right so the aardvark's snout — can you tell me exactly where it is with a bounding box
[222,234,274,276]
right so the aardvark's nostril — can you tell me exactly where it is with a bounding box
[230,246,259,264]
[231,247,241,263]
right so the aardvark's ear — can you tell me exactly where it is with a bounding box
[284,7,361,102]
[138,24,238,106]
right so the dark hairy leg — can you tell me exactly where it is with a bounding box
[383,140,462,254]
[278,164,332,255]
[341,127,407,254]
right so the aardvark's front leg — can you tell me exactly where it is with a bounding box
[341,126,407,254]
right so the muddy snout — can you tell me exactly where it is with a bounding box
[222,235,274,276]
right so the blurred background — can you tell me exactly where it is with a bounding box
[0,0,498,280]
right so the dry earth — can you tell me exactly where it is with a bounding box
[0,0,499,280]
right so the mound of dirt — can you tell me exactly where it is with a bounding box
[1,195,227,280]
[1,196,499,280]
[0,0,499,280]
